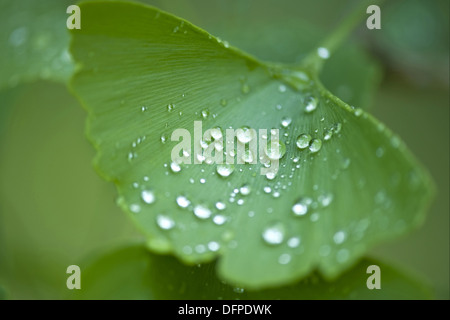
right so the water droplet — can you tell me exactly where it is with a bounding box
[239,184,251,196]
[305,97,318,113]
[324,129,333,141]
[241,149,254,163]
[309,139,322,153]
[264,186,272,193]
[167,103,175,112]
[170,161,181,173]
[278,84,287,93]
[215,201,226,211]
[278,253,291,265]
[296,134,312,149]
[201,109,209,119]
[292,197,312,216]
[317,47,330,59]
[336,249,349,263]
[141,190,155,204]
[333,231,346,244]
[216,164,234,177]
[262,223,285,245]
[194,204,212,219]
[354,108,363,117]
[160,134,167,143]
[213,215,227,225]
[265,140,286,160]
[265,172,276,180]
[237,126,256,144]
[129,203,141,213]
[176,195,190,208]
[156,214,175,230]
[287,237,301,248]
[318,193,333,207]
[241,83,250,94]
[210,127,223,140]
[208,241,220,252]
[220,99,228,106]
[281,117,292,128]
[333,122,342,134]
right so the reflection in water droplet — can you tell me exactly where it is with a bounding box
[262,223,285,245]
[156,214,175,230]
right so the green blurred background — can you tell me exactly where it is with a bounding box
[0,0,448,299]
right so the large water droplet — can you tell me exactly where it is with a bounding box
[216,164,235,177]
[211,127,223,140]
[296,134,312,149]
[215,201,226,211]
[309,139,322,153]
[265,140,286,160]
[213,215,227,225]
[262,223,285,245]
[317,47,330,59]
[333,230,346,244]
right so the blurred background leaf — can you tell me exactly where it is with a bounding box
[71,243,433,300]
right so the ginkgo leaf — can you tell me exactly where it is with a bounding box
[72,243,433,300]
[70,1,433,288]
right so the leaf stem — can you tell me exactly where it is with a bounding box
[302,0,382,73]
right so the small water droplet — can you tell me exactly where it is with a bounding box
[281,117,292,128]
[141,190,155,204]
[317,47,330,59]
[220,99,228,106]
[354,108,363,117]
[160,134,167,143]
[296,134,312,149]
[278,84,287,93]
[305,97,318,113]
[237,126,256,144]
[215,201,226,211]
[156,214,175,230]
[167,103,175,112]
[333,231,346,244]
[309,139,322,153]
[264,186,272,193]
[201,109,209,119]
[194,204,212,219]
[129,203,141,213]
[208,241,220,252]
[376,147,385,158]
[278,253,291,265]
[241,83,250,94]
[211,127,223,140]
[287,237,301,248]
[292,197,312,216]
[239,184,251,196]
[176,195,190,208]
[262,222,285,245]
[213,215,227,225]
[324,129,333,141]
[170,161,181,173]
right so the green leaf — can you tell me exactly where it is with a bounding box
[70,1,433,288]
[73,243,433,300]
[0,0,74,89]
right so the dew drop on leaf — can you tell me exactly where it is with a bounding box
[262,222,285,245]
[296,134,312,149]
[156,214,175,230]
